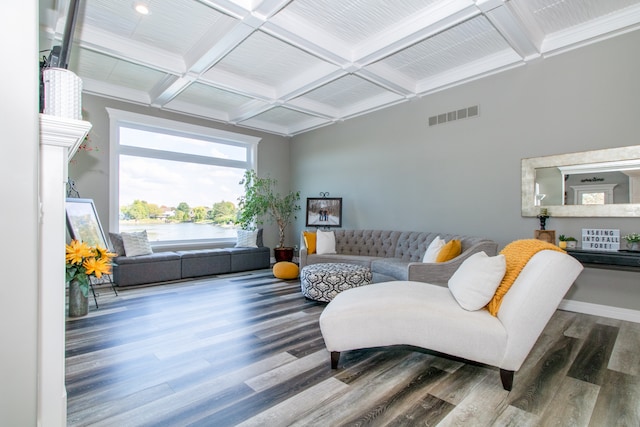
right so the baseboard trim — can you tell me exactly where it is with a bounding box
[559,299,640,323]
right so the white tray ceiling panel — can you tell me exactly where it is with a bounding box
[39,0,640,136]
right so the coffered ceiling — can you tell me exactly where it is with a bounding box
[39,0,640,136]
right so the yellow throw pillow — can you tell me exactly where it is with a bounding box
[303,231,317,254]
[436,239,461,262]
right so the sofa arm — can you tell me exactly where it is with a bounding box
[407,240,498,285]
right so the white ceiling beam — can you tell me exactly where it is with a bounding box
[356,67,416,97]
[251,0,292,20]
[354,0,480,64]
[228,99,273,122]
[186,22,255,74]
[284,98,340,119]
[163,99,232,123]
[416,49,523,94]
[261,18,352,65]
[196,0,254,20]
[277,68,346,101]
[541,4,640,55]
[148,75,196,107]
[477,0,540,61]
[201,68,276,100]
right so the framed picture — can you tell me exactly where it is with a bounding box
[65,198,109,249]
[306,197,342,227]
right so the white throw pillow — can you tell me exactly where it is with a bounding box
[316,230,337,255]
[423,236,445,263]
[448,251,506,311]
[121,230,153,257]
[235,229,258,248]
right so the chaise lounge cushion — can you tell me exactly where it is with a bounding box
[321,281,507,367]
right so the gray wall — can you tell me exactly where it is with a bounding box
[71,95,292,251]
[1,2,39,425]
[291,30,640,311]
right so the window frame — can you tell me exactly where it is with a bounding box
[107,108,260,248]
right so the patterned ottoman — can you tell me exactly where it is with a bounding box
[300,263,372,302]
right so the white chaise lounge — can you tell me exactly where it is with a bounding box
[319,248,583,390]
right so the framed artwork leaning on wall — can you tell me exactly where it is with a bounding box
[306,197,342,228]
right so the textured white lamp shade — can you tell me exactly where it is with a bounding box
[42,68,83,120]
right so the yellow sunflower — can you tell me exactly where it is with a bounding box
[65,240,92,265]
[83,256,112,278]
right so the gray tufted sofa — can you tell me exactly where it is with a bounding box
[299,230,498,285]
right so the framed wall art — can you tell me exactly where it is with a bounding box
[65,198,109,248]
[306,197,342,228]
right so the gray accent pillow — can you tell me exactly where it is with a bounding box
[235,230,258,248]
[121,230,153,257]
[109,232,126,256]
[257,228,263,247]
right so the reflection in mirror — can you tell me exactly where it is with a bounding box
[522,145,640,217]
[535,162,640,206]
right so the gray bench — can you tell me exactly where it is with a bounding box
[112,246,270,287]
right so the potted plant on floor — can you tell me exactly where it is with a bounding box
[236,169,300,262]
[65,239,115,317]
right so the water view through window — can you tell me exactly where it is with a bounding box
[117,125,253,242]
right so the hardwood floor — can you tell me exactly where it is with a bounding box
[66,271,640,426]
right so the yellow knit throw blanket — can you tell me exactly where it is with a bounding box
[486,239,565,316]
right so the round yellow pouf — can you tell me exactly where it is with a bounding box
[273,261,299,280]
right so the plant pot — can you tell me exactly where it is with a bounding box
[628,242,640,251]
[558,241,567,249]
[68,279,88,317]
[274,247,294,263]
[566,241,577,249]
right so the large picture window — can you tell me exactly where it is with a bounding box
[108,109,260,244]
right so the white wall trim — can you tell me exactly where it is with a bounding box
[559,299,640,324]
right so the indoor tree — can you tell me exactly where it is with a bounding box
[237,170,300,256]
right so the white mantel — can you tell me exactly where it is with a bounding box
[38,114,91,426]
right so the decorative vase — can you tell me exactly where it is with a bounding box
[628,242,640,251]
[68,279,88,317]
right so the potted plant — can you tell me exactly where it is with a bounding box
[558,235,577,249]
[65,239,115,317]
[622,233,640,251]
[236,169,300,262]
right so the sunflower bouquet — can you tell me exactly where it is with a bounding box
[65,239,116,297]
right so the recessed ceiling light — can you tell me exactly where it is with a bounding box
[134,2,150,15]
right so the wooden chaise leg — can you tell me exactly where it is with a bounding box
[500,369,514,391]
[330,351,340,369]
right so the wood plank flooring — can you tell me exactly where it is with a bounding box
[66,271,640,426]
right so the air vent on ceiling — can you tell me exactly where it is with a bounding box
[428,105,479,127]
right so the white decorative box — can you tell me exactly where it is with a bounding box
[42,68,83,120]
